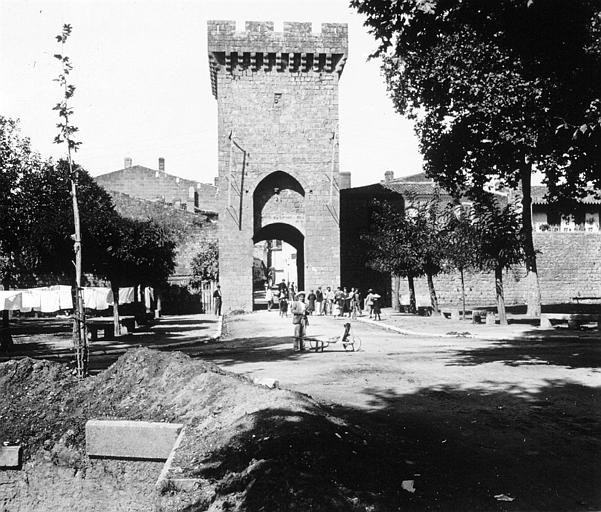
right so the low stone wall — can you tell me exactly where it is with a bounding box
[407,232,601,307]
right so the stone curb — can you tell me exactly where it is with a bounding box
[156,426,187,491]
[0,316,224,363]
[354,316,596,342]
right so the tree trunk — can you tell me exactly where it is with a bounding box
[495,266,507,326]
[426,273,439,315]
[0,280,13,351]
[112,284,120,337]
[392,274,401,312]
[460,268,466,320]
[407,275,416,314]
[1,310,13,352]
[520,164,542,317]
[69,166,87,376]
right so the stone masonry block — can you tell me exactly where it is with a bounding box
[0,445,21,468]
[86,420,183,460]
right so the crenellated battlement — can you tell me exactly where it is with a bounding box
[207,20,348,53]
[207,20,348,98]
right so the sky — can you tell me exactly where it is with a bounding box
[0,0,423,187]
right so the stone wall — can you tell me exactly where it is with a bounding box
[209,20,348,311]
[408,232,601,307]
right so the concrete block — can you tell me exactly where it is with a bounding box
[485,311,496,325]
[0,445,21,468]
[253,377,279,388]
[86,420,183,460]
[450,309,460,321]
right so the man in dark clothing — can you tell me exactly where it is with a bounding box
[213,285,222,316]
[315,287,324,315]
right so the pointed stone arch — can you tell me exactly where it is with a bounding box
[253,171,305,235]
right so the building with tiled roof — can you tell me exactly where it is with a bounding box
[531,185,600,232]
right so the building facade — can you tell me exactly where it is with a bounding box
[95,158,218,213]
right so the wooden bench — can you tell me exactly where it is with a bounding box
[87,316,136,341]
[540,313,601,329]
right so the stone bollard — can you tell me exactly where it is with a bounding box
[450,309,460,321]
[485,311,496,325]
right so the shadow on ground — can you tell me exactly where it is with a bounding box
[179,378,601,511]
[447,334,601,369]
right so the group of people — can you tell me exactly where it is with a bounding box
[266,280,382,321]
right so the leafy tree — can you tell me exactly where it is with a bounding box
[472,200,526,325]
[18,160,119,282]
[108,217,177,289]
[351,0,601,317]
[0,117,44,290]
[362,198,445,314]
[442,204,480,319]
[190,241,219,288]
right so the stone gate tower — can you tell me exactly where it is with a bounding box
[208,20,348,312]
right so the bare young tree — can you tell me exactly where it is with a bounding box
[53,24,87,377]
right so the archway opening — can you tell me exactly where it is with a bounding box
[252,223,305,311]
[253,171,305,235]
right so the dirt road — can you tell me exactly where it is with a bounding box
[189,311,601,511]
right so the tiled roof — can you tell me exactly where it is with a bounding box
[383,181,451,197]
[394,172,430,182]
[532,185,601,205]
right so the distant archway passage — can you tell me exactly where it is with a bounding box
[253,222,305,294]
[253,171,306,235]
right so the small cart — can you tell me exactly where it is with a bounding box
[305,322,362,352]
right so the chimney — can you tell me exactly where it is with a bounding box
[339,171,352,190]
[124,157,132,168]
[158,157,165,172]
[384,170,394,183]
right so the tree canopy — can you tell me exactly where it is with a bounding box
[352,0,601,198]
[351,0,601,315]
[0,117,177,290]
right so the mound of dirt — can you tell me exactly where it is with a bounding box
[0,348,415,511]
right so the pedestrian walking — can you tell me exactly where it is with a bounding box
[315,287,324,315]
[213,285,222,316]
[279,294,288,317]
[325,286,334,315]
[365,289,375,318]
[265,285,273,312]
[372,293,382,321]
[278,279,289,300]
[307,290,316,315]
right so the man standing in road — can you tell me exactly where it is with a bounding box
[291,291,308,352]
